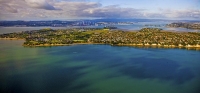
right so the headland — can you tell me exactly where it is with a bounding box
[0,28,200,49]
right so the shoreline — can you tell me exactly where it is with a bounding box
[22,43,107,47]
[115,44,200,48]
[0,38,24,40]
[1,38,200,49]
[23,42,200,48]
[23,43,200,50]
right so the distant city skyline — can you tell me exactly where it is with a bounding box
[0,0,200,20]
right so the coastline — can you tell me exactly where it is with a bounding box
[23,42,200,49]
[1,38,200,49]
[1,26,200,50]
[0,38,200,48]
[0,38,24,40]
[115,43,200,48]
[22,43,106,47]
[0,38,200,50]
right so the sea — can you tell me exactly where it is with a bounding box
[0,20,200,93]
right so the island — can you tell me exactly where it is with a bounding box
[167,22,200,30]
[0,28,200,49]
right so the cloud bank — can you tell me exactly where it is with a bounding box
[0,0,199,20]
[25,0,56,10]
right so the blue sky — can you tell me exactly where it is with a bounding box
[99,0,199,8]
[0,0,200,20]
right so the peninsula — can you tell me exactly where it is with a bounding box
[0,28,200,48]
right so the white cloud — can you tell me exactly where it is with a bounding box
[159,9,200,19]
[0,0,199,20]
[52,1,144,18]
[25,0,56,10]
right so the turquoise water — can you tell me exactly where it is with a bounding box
[0,40,200,93]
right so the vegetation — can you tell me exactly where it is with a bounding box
[0,28,200,48]
[167,22,200,30]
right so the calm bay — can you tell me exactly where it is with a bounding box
[0,26,200,93]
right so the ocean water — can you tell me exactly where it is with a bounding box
[0,40,200,93]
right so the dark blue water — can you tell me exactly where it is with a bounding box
[0,40,200,93]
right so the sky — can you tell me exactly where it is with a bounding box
[0,0,200,20]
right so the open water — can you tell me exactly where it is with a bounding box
[0,40,200,93]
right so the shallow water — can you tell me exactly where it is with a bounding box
[0,40,200,93]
